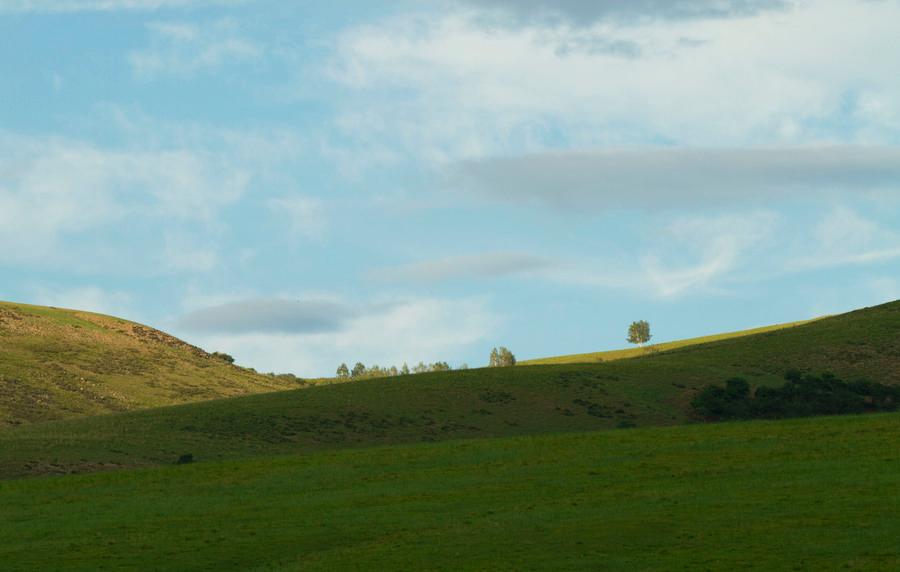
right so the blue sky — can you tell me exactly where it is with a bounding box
[2,0,899,376]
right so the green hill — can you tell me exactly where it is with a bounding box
[0,301,299,427]
[2,300,898,480]
[520,317,822,365]
[2,412,898,570]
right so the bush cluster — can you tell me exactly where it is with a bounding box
[691,370,900,421]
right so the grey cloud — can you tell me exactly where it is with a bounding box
[451,147,900,211]
[369,252,555,283]
[177,298,356,334]
[456,0,791,25]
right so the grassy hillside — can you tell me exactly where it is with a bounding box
[2,300,899,480]
[2,412,899,570]
[0,301,299,427]
[520,317,821,365]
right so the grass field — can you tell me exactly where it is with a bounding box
[2,412,899,571]
[519,318,822,365]
[2,300,899,480]
[0,301,299,427]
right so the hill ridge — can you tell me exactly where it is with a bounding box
[0,300,298,427]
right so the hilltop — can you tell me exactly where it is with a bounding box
[0,301,299,427]
[520,317,821,365]
[2,299,898,479]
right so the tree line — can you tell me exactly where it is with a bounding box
[336,361,460,380]
[692,370,900,421]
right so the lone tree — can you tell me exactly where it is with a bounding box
[336,363,350,378]
[627,320,652,347]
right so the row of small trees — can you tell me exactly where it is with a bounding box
[336,361,461,379]
[332,321,651,380]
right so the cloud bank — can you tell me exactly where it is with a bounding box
[177,298,357,334]
[451,146,900,210]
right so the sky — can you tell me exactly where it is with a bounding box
[2,0,899,377]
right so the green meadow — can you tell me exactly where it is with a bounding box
[2,413,899,571]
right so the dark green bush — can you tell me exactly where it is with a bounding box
[692,371,900,421]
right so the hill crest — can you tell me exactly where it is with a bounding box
[0,301,298,427]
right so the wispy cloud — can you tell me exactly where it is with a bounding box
[129,19,262,79]
[0,132,248,269]
[266,196,327,240]
[0,0,242,13]
[790,207,900,271]
[369,252,555,283]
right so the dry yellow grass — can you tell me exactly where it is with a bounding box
[519,318,824,365]
[0,301,299,428]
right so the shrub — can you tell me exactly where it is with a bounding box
[210,352,235,364]
[692,371,900,422]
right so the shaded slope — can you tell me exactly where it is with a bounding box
[0,301,298,427]
[2,299,899,479]
[520,317,821,365]
[2,412,899,570]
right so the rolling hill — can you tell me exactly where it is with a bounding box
[2,299,898,480]
[0,301,300,427]
[2,412,898,570]
[520,317,822,365]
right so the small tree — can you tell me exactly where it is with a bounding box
[489,347,500,367]
[336,363,350,378]
[401,362,410,375]
[627,320,652,347]
[211,351,235,364]
[351,362,367,378]
[431,361,451,372]
[489,347,516,367]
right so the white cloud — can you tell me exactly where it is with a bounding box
[0,0,241,13]
[0,130,248,271]
[129,19,262,79]
[328,0,900,167]
[266,196,326,239]
[174,295,498,376]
